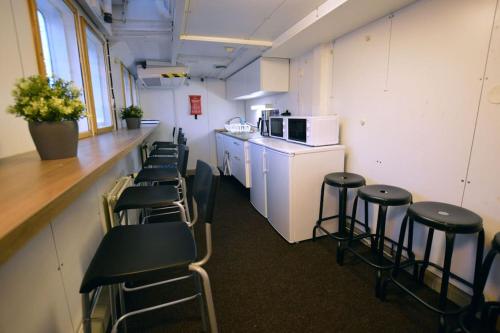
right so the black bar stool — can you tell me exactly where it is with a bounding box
[80,160,220,333]
[338,184,413,296]
[459,232,499,333]
[312,172,368,263]
[381,201,485,333]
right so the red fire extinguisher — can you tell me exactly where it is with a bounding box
[189,95,202,119]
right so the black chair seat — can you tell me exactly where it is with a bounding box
[493,232,500,251]
[135,168,178,184]
[153,142,177,149]
[324,172,366,188]
[149,148,176,157]
[114,186,179,212]
[407,201,482,233]
[80,223,196,293]
[144,156,177,167]
[358,184,412,206]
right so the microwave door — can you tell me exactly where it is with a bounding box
[270,119,283,137]
[288,119,307,143]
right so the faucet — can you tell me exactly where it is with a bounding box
[225,116,244,125]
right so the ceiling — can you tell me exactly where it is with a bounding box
[110,0,326,78]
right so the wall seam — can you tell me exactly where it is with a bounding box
[49,223,76,332]
[9,0,25,77]
[460,0,499,206]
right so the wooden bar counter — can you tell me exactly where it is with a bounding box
[0,124,157,264]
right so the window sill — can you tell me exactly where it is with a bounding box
[0,124,158,264]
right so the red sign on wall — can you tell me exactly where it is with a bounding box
[189,95,202,119]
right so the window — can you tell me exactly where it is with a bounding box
[30,0,115,136]
[122,65,132,107]
[82,23,113,131]
[34,0,90,136]
[131,76,139,106]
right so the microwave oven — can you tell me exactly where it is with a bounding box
[269,117,287,140]
[286,115,339,146]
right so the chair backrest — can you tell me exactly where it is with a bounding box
[177,132,185,144]
[193,160,220,223]
[172,127,176,141]
[177,144,189,177]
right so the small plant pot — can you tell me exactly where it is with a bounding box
[125,117,141,129]
[28,120,78,160]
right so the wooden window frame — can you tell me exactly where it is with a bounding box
[120,63,134,108]
[27,0,114,137]
[79,17,115,134]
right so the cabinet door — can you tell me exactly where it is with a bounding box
[215,133,224,170]
[250,143,267,217]
[266,149,291,242]
[245,59,261,94]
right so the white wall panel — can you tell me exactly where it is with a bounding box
[0,0,37,158]
[0,227,74,333]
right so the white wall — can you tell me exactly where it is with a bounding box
[0,0,39,158]
[139,78,245,169]
[332,0,499,300]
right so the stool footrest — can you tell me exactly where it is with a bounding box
[315,225,350,241]
[412,260,473,289]
[386,271,467,316]
[344,245,411,270]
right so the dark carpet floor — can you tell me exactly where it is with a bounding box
[122,175,458,332]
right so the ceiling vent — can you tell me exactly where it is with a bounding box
[137,65,189,89]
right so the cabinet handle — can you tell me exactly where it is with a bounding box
[233,142,239,145]
[234,156,240,161]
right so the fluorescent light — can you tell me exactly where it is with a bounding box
[250,103,274,111]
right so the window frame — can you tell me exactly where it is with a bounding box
[120,63,134,108]
[79,16,115,134]
[27,0,114,137]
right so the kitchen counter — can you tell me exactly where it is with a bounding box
[215,129,262,141]
[249,137,345,155]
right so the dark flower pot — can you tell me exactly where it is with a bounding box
[28,120,78,160]
[125,117,141,129]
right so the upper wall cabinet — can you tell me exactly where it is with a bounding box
[226,57,289,100]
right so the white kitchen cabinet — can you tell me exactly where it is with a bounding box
[249,138,345,243]
[217,133,251,188]
[266,149,292,241]
[226,57,289,100]
[215,132,225,170]
[249,143,268,218]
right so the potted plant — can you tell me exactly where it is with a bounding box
[121,105,143,129]
[6,75,86,160]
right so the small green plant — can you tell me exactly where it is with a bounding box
[121,105,143,119]
[7,75,86,122]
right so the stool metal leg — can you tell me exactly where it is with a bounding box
[313,181,326,241]
[118,285,127,333]
[364,200,373,248]
[339,187,348,235]
[348,195,359,246]
[109,285,117,326]
[376,205,388,259]
[195,274,209,332]
[82,293,91,333]
[470,229,487,312]
[438,232,456,333]
[189,265,218,333]
[419,228,435,283]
